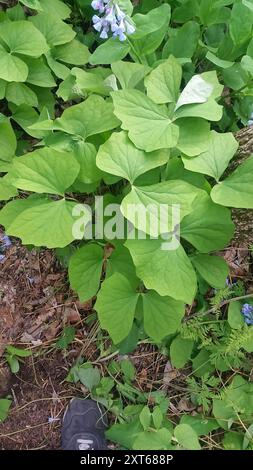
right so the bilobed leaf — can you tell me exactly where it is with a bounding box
[182,131,238,181]
[96,131,169,184]
[121,180,198,237]
[0,116,17,162]
[176,118,211,156]
[1,198,82,248]
[53,39,90,65]
[145,56,182,104]
[69,244,104,302]
[174,95,223,121]
[181,193,235,252]
[191,254,229,288]
[95,273,140,344]
[0,47,28,82]
[111,61,150,89]
[211,157,253,208]
[112,89,179,152]
[89,38,130,65]
[125,239,197,304]
[29,12,75,46]
[143,291,185,342]
[53,95,120,138]
[6,82,38,107]
[9,148,80,195]
[0,21,49,56]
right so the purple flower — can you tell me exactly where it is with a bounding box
[91,0,135,41]
[241,303,253,325]
[0,254,5,263]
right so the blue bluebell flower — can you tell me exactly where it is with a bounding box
[247,112,253,126]
[241,303,253,325]
[91,0,135,41]
[1,235,12,249]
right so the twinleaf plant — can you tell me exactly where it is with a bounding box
[1,0,253,346]
[1,0,253,450]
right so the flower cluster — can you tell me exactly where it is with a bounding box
[241,303,253,325]
[91,0,135,41]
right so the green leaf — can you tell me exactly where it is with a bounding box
[95,273,140,344]
[6,345,32,357]
[53,95,120,138]
[29,13,75,46]
[176,118,211,156]
[45,52,70,80]
[121,180,198,237]
[228,301,244,330]
[77,365,101,391]
[69,244,104,302]
[131,4,171,56]
[24,57,56,88]
[120,359,136,382]
[191,254,229,289]
[170,336,194,368]
[0,46,28,82]
[89,38,130,65]
[192,349,215,377]
[106,419,143,449]
[96,131,169,184]
[180,415,219,436]
[0,198,82,248]
[125,239,197,304]
[0,176,18,201]
[163,21,200,59]
[72,67,110,96]
[152,406,163,430]
[174,424,201,450]
[143,291,185,342]
[7,355,20,374]
[106,243,137,282]
[140,406,152,430]
[111,61,150,89]
[56,326,76,349]
[230,2,253,46]
[0,21,49,56]
[6,82,38,107]
[181,193,235,252]
[9,148,80,195]
[0,116,17,162]
[19,0,43,10]
[39,0,71,19]
[133,428,172,450]
[182,131,238,181]
[112,89,179,152]
[174,96,223,121]
[145,56,182,105]
[73,141,102,185]
[53,39,90,65]
[206,51,234,69]
[211,156,253,209]
[0,399,11,423]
